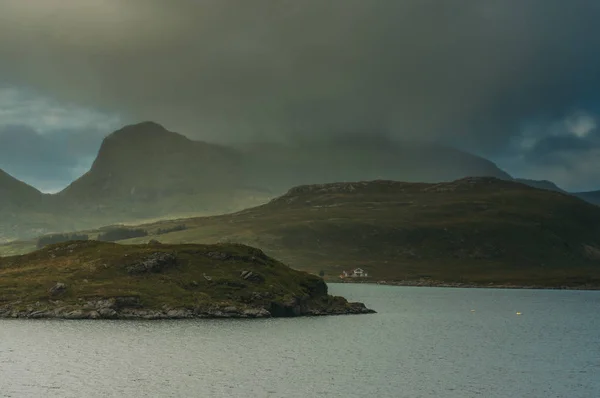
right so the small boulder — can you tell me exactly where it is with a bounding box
[98,308,118,318]
[240,271,265,283]
[28,310,51,319]
[126,252,177,274]
[242,308,271,318]
[206,251,230,260]
[48,282,67,296]
[64,310,87,319]
[113,296,142,308]
[166,309,192,318]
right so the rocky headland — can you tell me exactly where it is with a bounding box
[0,241,374,319]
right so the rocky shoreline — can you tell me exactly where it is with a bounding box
[0,296,375,320]
[336,279,600,291]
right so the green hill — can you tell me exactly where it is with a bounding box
[106,178,600,288]
[0,240,374,319]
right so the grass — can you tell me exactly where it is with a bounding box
[121,178,600,286]
[4,178,600,288]
[0,240,334,312]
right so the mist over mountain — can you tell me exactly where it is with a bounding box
[59,122,243,201]
[59,122,511,199]
[238,137,511,193]
[0,121,516,241]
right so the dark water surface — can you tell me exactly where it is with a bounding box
[1,284,599,397]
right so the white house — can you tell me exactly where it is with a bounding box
[341,268,369,278]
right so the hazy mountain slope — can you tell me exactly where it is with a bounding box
[0,121,516,241]
[56,122,269,225]
[0,169,52,242]
[61,122,512,206]
[0,168,43,207]
[59,122,244,203]
[117,178,600,287]
[574,191,600,206]
[238,138,512,193]
[515,178,566,193]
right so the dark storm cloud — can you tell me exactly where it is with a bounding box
[1,0,600,190]
[0,0,599,152]
[501,114,600,191]
[528,135,594,161]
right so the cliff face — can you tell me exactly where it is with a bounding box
[0,241,374,319]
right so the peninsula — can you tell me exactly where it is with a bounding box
[0,241,374,319]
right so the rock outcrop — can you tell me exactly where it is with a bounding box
[126,252,177,274]
[0,296,374,320]
[48,282,67,296]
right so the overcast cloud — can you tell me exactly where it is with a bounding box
[0,86,121,191]
[0,0,600,191]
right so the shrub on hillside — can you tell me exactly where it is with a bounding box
[156,224,187,235]
[97,228,148,242]
[37,233,89,249]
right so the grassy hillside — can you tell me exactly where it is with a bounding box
[0,240,373,318]
[95,178,600,287]
[5,177,600,287]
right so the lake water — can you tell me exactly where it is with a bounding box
[1,284,599,397]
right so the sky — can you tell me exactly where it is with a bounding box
[1,0,600,192]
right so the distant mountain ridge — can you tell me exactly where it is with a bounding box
[574,191,600,206]
[0,168,43,206]
[0,169,55,242]
[0,121,597,241]
[237,138,512,192]
[514,178,566,193]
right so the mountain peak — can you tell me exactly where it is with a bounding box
[105,121,175,141]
